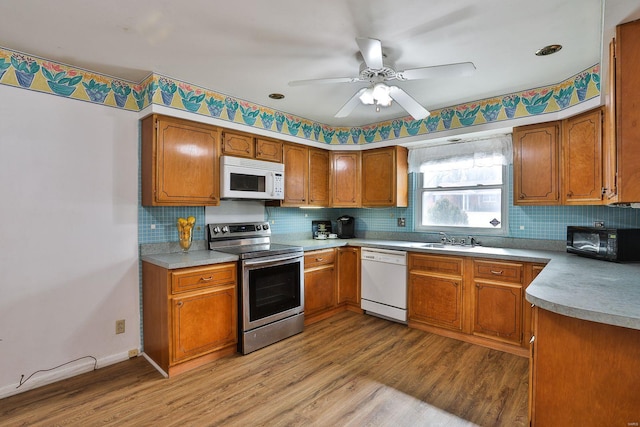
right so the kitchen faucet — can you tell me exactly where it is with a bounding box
[440,232,454,245]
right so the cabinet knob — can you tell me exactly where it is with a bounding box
[177,301,183,307]
[519,194,525,199]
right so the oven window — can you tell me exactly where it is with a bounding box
[230,173,265,192]
[248,262,301,322]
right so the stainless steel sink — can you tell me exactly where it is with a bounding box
[411,243,476,250]
[419,243,446,248]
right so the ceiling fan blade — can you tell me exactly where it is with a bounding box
[397,62,476,80]
[335,88,368,118]
[288,76,361,86]
[388,86,430,120]
[356,37,384,70]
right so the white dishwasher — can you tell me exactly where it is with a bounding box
[360,247,408,323]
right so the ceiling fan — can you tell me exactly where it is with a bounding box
[289,37,476,121]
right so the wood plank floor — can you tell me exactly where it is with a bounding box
[0,311,529,426]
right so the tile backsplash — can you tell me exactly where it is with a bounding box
[138,170,640,245]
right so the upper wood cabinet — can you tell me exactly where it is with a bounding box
[221,130,254,158]
[281,143,308,206]
[331,151,361,207]
[281,144,329,207]
[221,130,283,163]
[141,114,220,206]
[361,146,408,207]
[255,137,283,163]
[603,40,618,202]
[611,19,640,203]
[561,108,603,204]
[308,148,330,206]
[513,122,560,205]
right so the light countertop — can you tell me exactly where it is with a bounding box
[142,237,640,331]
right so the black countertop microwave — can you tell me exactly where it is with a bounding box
[567,226,640,262]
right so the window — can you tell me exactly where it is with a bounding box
[409,136,511,234]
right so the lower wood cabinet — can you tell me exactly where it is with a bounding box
[142,261,238,377]
[471,259,524,345]
[304,248,337,324]
[337,246,360,309]
[305,247,362,325]
[530,307,640,426]
[408,252,544,356]
[408,254,464,332]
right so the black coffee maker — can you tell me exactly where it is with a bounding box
[336,215,356,238]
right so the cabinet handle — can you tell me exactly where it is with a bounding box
[200,276,213,281]
[529,335,535,344]
[490,270,503,275]
[316,258,323,262]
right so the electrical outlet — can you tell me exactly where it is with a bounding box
[397,218,406,227]
[115,319,125,334]
[594,221,605,228]
[128,349,139,358]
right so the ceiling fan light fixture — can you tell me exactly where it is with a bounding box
[359,83,393,107]
[372,83,392,106]
[359,87,375,105]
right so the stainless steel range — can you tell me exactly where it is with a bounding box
[207,221,304,354]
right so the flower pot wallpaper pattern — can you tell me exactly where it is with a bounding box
[0,46,600,145]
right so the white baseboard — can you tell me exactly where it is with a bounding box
[0,349,139,400]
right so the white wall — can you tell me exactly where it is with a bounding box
[0,85,140,398]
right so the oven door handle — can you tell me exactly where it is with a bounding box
[243,253,302,266]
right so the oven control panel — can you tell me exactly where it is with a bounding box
[207,222,271,238]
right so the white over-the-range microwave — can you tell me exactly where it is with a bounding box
[220,155,284,200]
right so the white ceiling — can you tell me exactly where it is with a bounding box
[1,0,639,127]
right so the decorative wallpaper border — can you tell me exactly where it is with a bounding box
[1,45,600,144]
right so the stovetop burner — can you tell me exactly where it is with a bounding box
[207,222,302,259]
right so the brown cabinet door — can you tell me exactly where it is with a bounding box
[615,20,640,203]
[409,273,463,331]
[304,266,336,317]
[142,115,219,206]
[171,284,237,363]
[513,122,560,205]
[331,152,361,207]
[562,108,603,204]
[222,131,254,158]
[603,40,618,202]
[472,281,523,345]
[531,308,640,426]
[255,138,283,162]
[308,148,330,206]
[282,143,308,206]
[361,146,408,207]
[337,247,360,305]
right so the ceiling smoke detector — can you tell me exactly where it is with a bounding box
[535,44,562,56]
